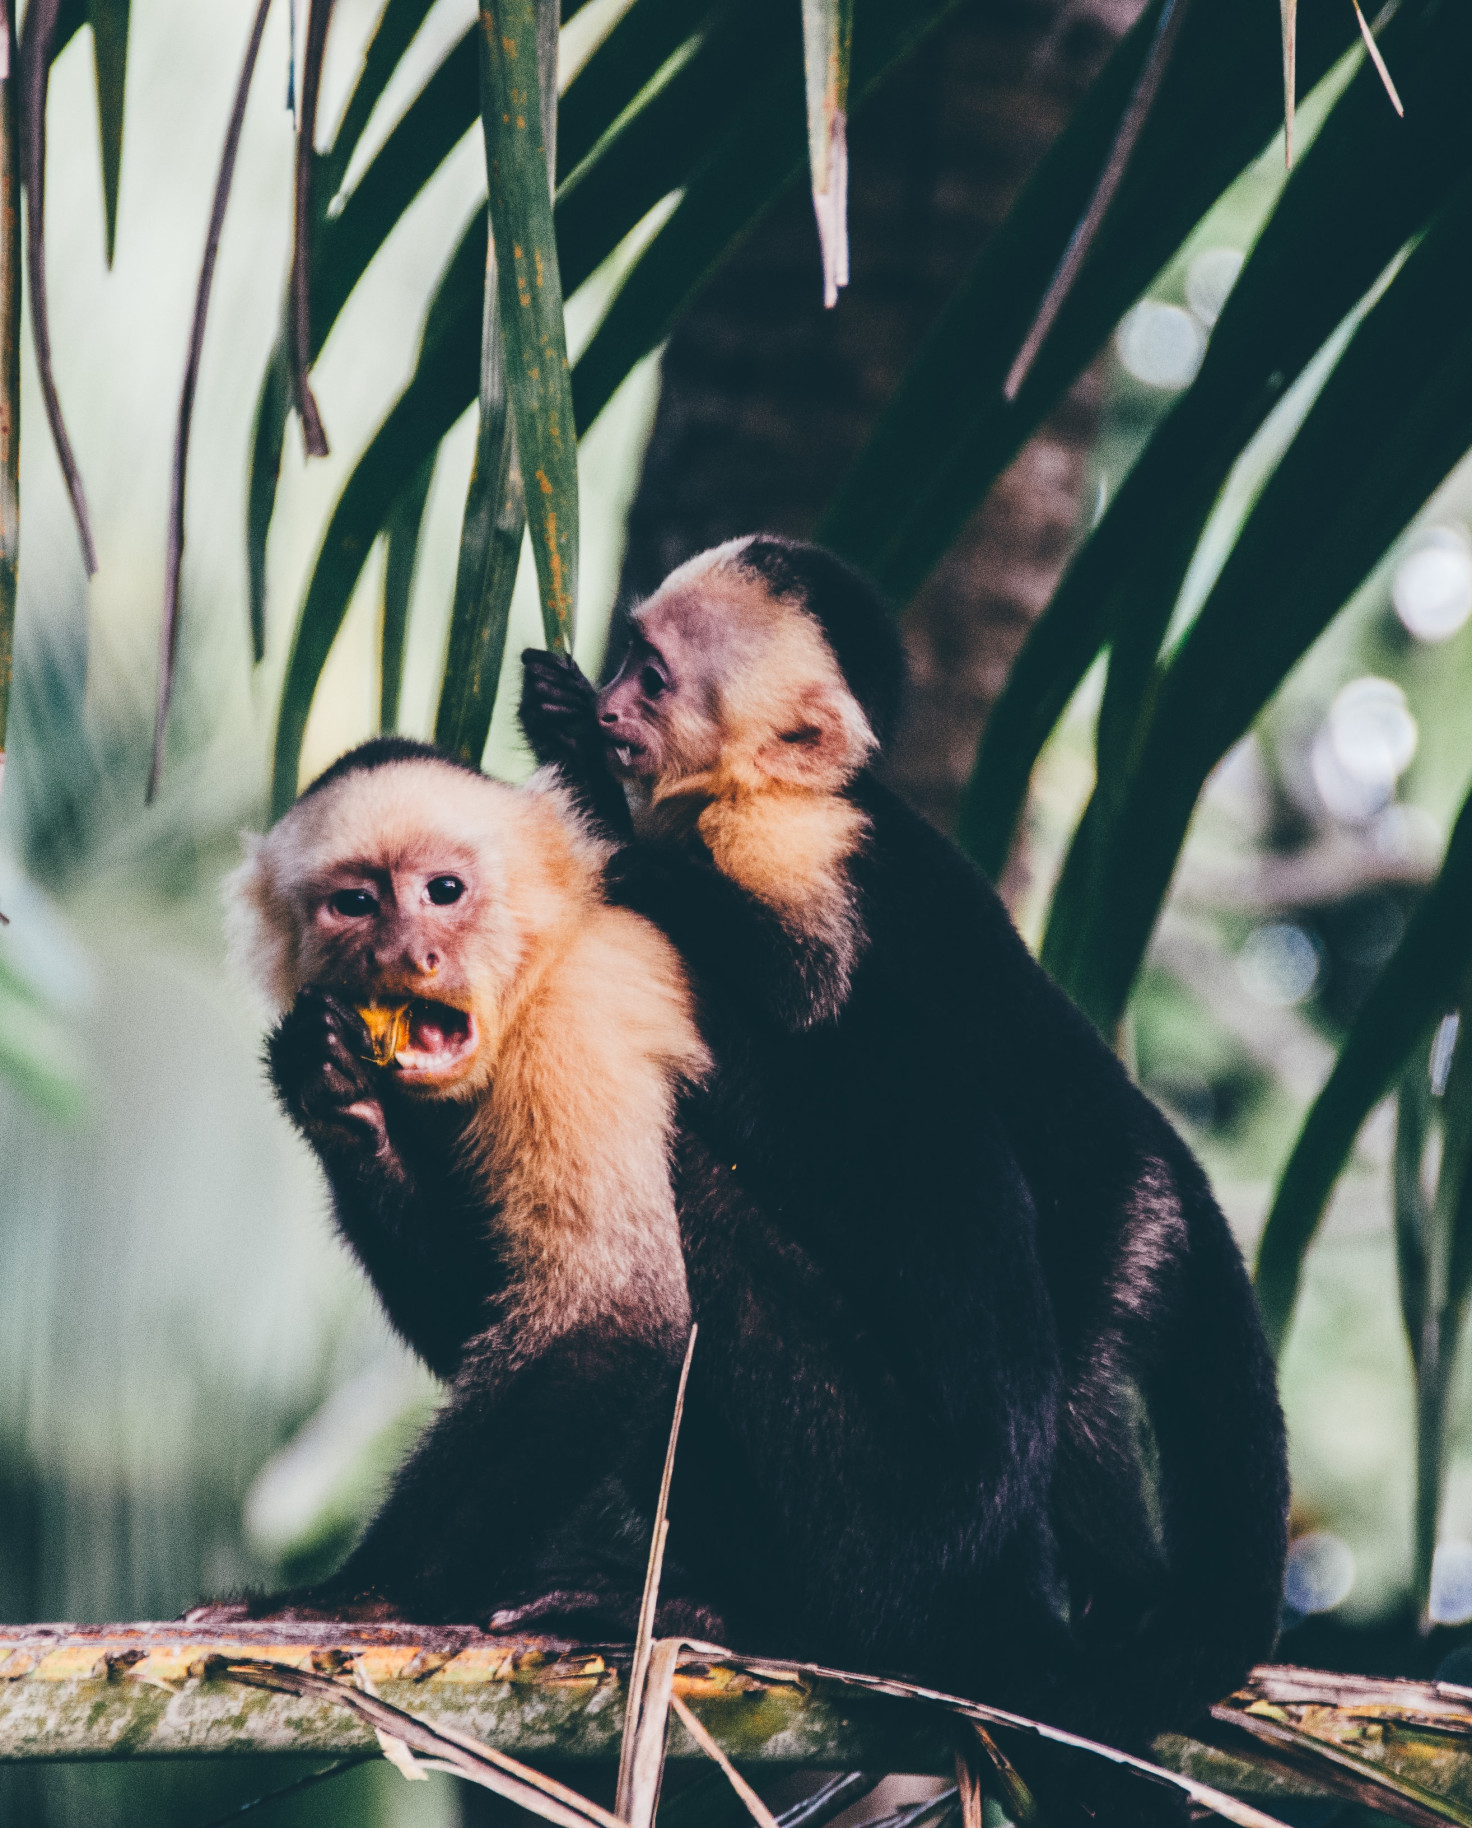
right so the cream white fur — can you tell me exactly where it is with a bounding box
[225,756,707,1349]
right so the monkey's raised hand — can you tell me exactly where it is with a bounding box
[518,648,632,839]
[267,987,398,1172]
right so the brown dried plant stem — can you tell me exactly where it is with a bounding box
[19,0,94,572]
[1003,0,1190,403]
[0,0,18,760]
[289,0,334,458]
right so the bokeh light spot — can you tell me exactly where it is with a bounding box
[1393,527,1472,643]
[1116,301,1205,390]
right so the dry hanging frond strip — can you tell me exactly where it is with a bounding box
[150,0,273,802]
[225,1660,622,1828]
[616,1325,697,1819]
[19,0,95,572]
[288,0,334,457]
[1003,0,1191,402]
[1351,0,1404,116]
[1280,0,1297,166]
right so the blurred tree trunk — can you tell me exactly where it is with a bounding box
[616,0,1142,834]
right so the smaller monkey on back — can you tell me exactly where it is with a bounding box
[520,536,1290,1749]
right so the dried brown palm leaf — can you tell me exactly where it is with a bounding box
[225,1659,621,1828]
[615,1324,697,1818]
[1351,0,1404,116]
[670,1690,781,1828]
[1002,0,1191,402]
[1208,1700,1472,1828]
[19,0,95,572]
[288,0,334,457]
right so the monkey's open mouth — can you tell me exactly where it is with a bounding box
[357,998,477,1076]
[606,735,647,774]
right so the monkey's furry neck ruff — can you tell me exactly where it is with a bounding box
[227,755,709,1345]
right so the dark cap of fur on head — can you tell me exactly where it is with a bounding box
[298,736,484,805]
[735,535,908,748]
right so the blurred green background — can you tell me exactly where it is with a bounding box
[2,0,1472,1821]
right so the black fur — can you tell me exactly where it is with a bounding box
[231,743,1072,1710]
[299,734,484,802]
[735,535,908,748]
[518,537,1290,1747]
[258,982,689,1625]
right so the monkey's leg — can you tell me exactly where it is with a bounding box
[269,1322,682,1624]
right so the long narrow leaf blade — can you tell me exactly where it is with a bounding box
[799,0,852,308]
[1256,793,1472,1353]
[380,450,434,732]
[270,216,483,816]
[0,0,17,759]
[960,0,1471,880]
[83,0,127,264]
[815,0,1360,601]
[434,239,525,764]
[556,0,701,181]
[572,0,965,436]
[481,0,576,649]
[1051,174,1472,1039]
[321,0,437,198]
[555,0,788,301]
[150,0,272,802]
[20,0,95,572]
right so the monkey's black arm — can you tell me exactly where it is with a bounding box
[287,1319,679,1623]
[518,649,633,840]
[268,988,499,1378]
[606,842,848,1033]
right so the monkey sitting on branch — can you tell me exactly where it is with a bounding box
[519,536,1290,1749]
[203,736,1067,1702]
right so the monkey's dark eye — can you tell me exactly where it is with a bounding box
[427,875,466,906]
[330,888,378,918]
[639,662,667,699]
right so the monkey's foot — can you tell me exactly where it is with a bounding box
[488,1588,728,1643]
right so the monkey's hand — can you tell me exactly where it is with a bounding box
[267,987,402,1177]
[518,648,632,840]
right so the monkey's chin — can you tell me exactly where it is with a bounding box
[390,998,480,1089]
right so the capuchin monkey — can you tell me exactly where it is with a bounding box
[519,536,1290,1748]
[201,736,1069,1703]
[207,739,710,1627]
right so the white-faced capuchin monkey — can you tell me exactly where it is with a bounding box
[202,737,1068,1694]
[519,536,1290,1752]
[209,739,713,1628]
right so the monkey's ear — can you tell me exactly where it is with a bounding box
[223,836,299,1013]
[753,683,875,791]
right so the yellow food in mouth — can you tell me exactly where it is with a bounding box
[356,1002,412,1066]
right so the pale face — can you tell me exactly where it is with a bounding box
[295,837,488,1091]
[599,598,722,783]
[595,545,875,799]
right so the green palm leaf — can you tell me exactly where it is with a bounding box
[960,0,1469,882]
